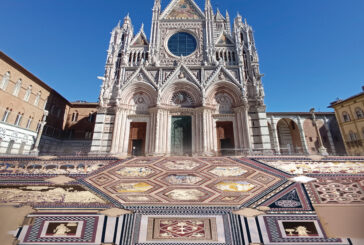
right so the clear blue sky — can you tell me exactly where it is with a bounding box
[1,0,363,112]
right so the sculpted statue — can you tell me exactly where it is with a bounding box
[53,224,71,236]
[295,226,310,236]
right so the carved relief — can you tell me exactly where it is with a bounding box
[171,91,195,107]
[132,93,150,114]
[215,93,233,114]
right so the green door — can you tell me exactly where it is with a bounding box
[171,116,192,155]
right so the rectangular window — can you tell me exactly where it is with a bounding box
[36,122,41,133]
[1,110,10,122]
[14,114,22,126]
[26,117,32,129]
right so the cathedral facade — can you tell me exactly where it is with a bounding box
[91,0,271,156]
[90,0,345,157]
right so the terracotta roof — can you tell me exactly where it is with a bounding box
[267,111,334,115]
[329,90,364,108]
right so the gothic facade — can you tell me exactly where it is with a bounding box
[90,0,344,156]
[91,0,271,156]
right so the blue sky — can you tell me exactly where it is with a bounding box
[0,0,363,112]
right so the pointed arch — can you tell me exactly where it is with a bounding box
[159,81,202,107]
[205,81,242,107]
[118,81,158,107]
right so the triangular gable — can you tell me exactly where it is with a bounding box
[123,66,157,91]
[257,183,313,212]
[162,64,201,90]
[205,65,241,89]
[216,32,234,45]
[130,32,149,46]
[161,0,204,20]
[215,9,225,21]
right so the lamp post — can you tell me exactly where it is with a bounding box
[310,108,328,156]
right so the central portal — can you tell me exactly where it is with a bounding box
[171,116,192,155]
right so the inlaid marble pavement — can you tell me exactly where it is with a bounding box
[83,157,287,206]
[2,156,360,245]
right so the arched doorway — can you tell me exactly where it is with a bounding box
[277,119,303,154]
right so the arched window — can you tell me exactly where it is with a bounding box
[6,140,14,154]
[14,112,23,126]
[1,108,11,122]
[349,131,357,141]
[240,32,244,43]
[355,107,364,119]
[50,105,56,115]
[36,121,42,132]
[342,111,351,122]
[26,116,33,129]
[71,111,78,122]
[34,91,41,106]
[85,131,93,139]
[0,71,10,90]
[13,79,22,96]
[88,112,94,122]
[24,85,32,101]
[56,108,61,118]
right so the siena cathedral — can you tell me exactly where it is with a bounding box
[1,0,362,245]
[91,0,269,156]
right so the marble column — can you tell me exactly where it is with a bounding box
[153,108,169,155]
[31,110,48,155]
[296,116,309,154]
[110,108,121,154]
[234,105,251,153]
[323,116,336,155]
[201,108,214,155]
[270,117,280,154]
[111,108,129,156]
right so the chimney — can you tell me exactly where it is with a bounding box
[362,86,364,92]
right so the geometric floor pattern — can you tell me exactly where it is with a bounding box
[84,157,286,206]
[2,156,362,244]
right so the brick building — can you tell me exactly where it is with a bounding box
[330,87,364,155]
[0,51,97,155]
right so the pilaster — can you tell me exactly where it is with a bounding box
[296,116,309,154]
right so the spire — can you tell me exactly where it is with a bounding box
[205,0,212,10]
[225,10,230,20]
[140,23,144,31]
[153,0,161,10]
[124,13,131,23]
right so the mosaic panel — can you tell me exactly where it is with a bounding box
[20,214,103,244]
[254,183,313,212]
[305,176,364,204]
[258,215,348,244]
[165,0,201,20]
[110,166,160,179]
[137,215,229,244]
[147,217,217,241]
[0,158,117,175]
[155,158,206,171]
[105,180,161,194]
[256,159,364,174]
[157,187,213,203]
[158,173,206,185]
[0,185,107,206]
[84,157,284,206]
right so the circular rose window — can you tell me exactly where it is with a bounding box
[167,32,197,57]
